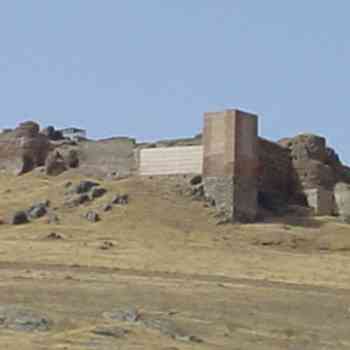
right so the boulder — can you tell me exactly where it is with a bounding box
[99,241,114,250]
[65,149,79,168]
[190,175,202,186]
[103,308,140,322]
[27,202,49,219]
[84,210,100,223]
[111,194,129,205]
[45,151,67,176]
[46,232,63,240]
[102,203,113,212]
[74,180,99,194]
[90,187,107,199]
[10,211,29,225]
[0,305,50,332]
[190,184,205,200]
[64,194,90,208]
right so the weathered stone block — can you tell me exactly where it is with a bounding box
[304,187,335,216]
[203,176,234,216]
[334,182,350,221]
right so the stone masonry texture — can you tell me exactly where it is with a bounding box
[203,109,258,222]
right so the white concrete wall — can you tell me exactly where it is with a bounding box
[139,146,203,175]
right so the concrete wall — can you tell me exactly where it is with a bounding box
[139,146,203,176]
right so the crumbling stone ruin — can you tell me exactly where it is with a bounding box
[0,121,136,178]
[2,110,350,223]
[202,110,258,222]
[138,109,350,223]
[0,121,50,175]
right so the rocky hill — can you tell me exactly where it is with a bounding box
[2,120,350,349]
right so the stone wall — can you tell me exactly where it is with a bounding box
[203,110,258,222]
[55,137,136,178]
[3,115,350,222]
[203,176,234,217]
[258,138,294,203]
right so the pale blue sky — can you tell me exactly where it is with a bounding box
[1,1,349,161]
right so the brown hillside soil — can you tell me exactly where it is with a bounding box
[1,173,350,349]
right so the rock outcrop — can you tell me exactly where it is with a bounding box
[10,211,29,225]
[278,134,350,217]
[0,121,51,175]
[45,151,67,176]
[1,121,137,178]
[278,134,347,191]
[52,137,136,178]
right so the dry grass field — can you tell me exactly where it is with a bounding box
[1,172,350,349]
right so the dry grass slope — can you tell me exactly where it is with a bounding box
[1,172,350,349]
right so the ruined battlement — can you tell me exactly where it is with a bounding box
[1,109,350,222]
[137,109,350,222]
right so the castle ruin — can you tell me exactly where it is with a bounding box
[2,109,350,222]
[138,109,350,222]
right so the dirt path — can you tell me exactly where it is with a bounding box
[2,260,350,295]
[1,262,350,350]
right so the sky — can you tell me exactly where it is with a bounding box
[0,1,349,162]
